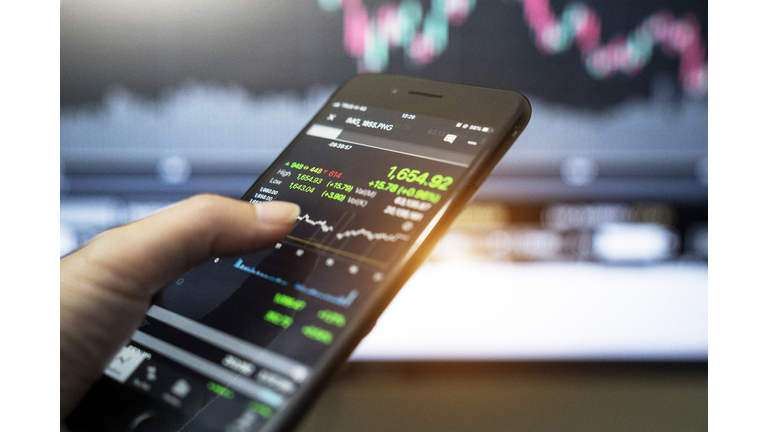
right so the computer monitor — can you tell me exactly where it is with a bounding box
[60,0,707,361]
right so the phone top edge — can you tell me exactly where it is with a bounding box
[331,74,531,126]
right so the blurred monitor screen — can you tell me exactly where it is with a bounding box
[60,0,707,361]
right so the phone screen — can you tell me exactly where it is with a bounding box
[68,77,530,432]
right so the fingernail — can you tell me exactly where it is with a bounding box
[254,201,301,225]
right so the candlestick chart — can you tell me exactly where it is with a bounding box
[318,0,707,97]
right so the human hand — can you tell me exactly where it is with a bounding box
[60,194,299,422]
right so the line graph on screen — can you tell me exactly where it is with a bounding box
[318,0,706,96]
[296,213,335,233]
[296,212,411,245]
[290,210,414,267]
[335,228,411,242]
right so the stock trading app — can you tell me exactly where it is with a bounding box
[156,129,467,365]
[119,104,487,428]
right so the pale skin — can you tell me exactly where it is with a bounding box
[60,194,300,428]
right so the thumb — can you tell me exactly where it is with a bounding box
[60,194,300,418]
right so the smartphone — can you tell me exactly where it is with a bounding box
[66,74,531,432]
